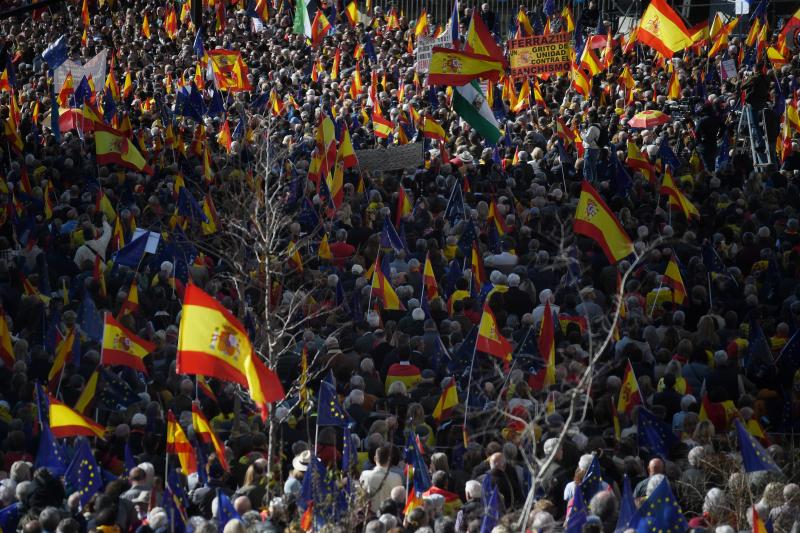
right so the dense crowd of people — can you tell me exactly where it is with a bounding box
[0,0,800,532]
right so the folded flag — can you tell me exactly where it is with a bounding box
[49,394,105,439]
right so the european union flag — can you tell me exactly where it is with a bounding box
[610,149,633,198]
[335,279,346,308]
[749,0,767,21]
[193,28,205,57]
[35,383,50,425]
[298,198,320,232]
[99,368,140,410]
[65,438,103,507]
[177,187,209,223]
[736,419,780,473]
[702,243,732,282]
[746,318,774,372]
[627,478,688,533]
[250,92,269,112]
[35,424,68,476]
[217,490,241,529]
[363,33,377,62]
[380,215,406,253]
[616,475,636,533]
[457,221,478,256]
[207,89,225,117]
[162,479,188,533]
[543,0,556,18]
[342,424,358,471]
[74,76,92,106]
[565,482,588,533]
[579,455,605,502]
[444,183,466,226]
[317,373,350,427]
[715,131,730,171]
[42,35,69,69]
[779,330,800,375]
[0,503,20,533]
[448,326,478,377]
[637,408,678,458]
[658,138,681,170]
[80,293,103,342]
[404,432,431,492]
[479,484,500,533]
[124,441,137,473]
[112,232,148,269]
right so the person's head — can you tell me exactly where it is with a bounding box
[38,507,60,532]
[488,452,505,471]
[431,470,448,489]
[648,458,664,476]
[374,445,391,468]
[465,480,482,501]
[365,520,385,533]
[588,491,617,521]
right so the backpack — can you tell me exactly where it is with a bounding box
[593,122,609,148]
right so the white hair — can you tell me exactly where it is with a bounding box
[645,474,665,498]
[688,446,706,467]
[465,480,482,500]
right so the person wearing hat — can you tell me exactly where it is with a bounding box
[284,450,310,499]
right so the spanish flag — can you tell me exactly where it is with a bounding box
[422,117,447,142]
[373,113,395,139]
[192,403,228,470]
[142,13,151,39]
[57,72,74,107]
[580,46,603,76]
[318,233,333,260]
[488,200,508,236]
[512,79,530,113]
[118,278,140,318]
[176,284,285,420]
[465,10,504,61]
[50,395,106,439]
[617,360,642,414]
[101,313,155,373]
[166,410,197,475]
[661,167,699,219]
[516,7,534,36]
[428,47,505,86]
[699,395,737,431]
[74,367,99,414]
[663,256,687,305]
[339,126,358,168]
[476,302,512,365]
[571,67,591,97]
[345,1,360,27]
[0,310,13,368]
[95,122,153,174]
[626,141,654,184]
[310,9,332,46]
[471,241,486,288]
[48,328,76,390]
[415,9,429,37]
[667,68,681,99]
[636,0,691,57]
[574,181,633,264]
[396,186,412,225]
[287,240,303,272]
[423,253,439,299]
[371,256,404,311]
[529,301,556,391]
[432,378,458,423]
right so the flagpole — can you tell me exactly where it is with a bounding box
[648,280,664,317]
[707,272,713,311]
[462,339,479,446]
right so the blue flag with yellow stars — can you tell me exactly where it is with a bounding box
[616,475,636,533]
[579,455,605,502]
[565,482,588,533]
[217,490,241,530]
[479,483,500,533]
[0,503,20,533]
[65,438,103,507]
[627,477,688,533]
[736,419,780,473]
[35,424,68,476]
[317,372,350,427]
[404,431,431,492]
[637,408,678,459]
[342,424,358,472]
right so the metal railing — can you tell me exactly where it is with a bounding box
[366,0,799,38]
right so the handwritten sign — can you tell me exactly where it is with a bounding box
[415,33,453,74]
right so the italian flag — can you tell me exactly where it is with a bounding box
[452,81,501,145]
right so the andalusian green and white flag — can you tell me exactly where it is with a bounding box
[292,0,313,38]
[452,81,501,145]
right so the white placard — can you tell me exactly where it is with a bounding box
[54,49,108,92]
[415,32,454,74]
[132,229,162,254]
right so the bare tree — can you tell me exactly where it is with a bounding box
[201,115,340,498]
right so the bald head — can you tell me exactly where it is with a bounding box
[489,452,506,471]
[648,458,664,476]
[233,496,251,514]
